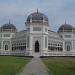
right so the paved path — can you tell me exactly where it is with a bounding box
[19,57,49,75]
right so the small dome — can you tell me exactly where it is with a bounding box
[27,10,48,23]
[1,23,17,32]
[58,23,74,32]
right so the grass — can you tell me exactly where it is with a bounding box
[42,57,75,75]
[0,56,31,75]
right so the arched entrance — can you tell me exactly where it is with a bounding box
[35,40,39,52]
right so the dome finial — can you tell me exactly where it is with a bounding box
[37,8,38,14]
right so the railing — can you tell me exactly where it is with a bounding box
[1,50,75,56]
[40,51,75,56]
[11,50,33,56]
[11,50,26,56]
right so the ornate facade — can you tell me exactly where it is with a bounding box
[0,10,75,56]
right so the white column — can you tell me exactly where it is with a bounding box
[29,34,33,56]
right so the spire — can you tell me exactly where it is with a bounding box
[37,8,38,14]
[9,20,10,24]
[65,20,66,24]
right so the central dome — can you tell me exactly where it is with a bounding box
[27,10,48,23]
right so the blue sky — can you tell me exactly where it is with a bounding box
[0,0,75,31]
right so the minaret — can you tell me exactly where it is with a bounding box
[65,20,66,24]
[37,8,38,14]
[9,20,10,24]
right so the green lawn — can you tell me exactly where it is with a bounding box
[42,57,75,75]
[0,56,31,75]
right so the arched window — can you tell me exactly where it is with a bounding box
[5,45,8,50]
[67,45,70,51]
[65,41,72,51]
[27,36,29,48]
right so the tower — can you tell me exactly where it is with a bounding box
[25,10,49,56]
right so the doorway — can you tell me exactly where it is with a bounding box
[35,40,39,52]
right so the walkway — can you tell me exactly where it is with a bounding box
[19,55,48,75]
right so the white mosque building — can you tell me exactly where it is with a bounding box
[0,10,75,56]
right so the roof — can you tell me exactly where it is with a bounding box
[26,11,48,23]
[1,23,16,30]
[58,23,74,32]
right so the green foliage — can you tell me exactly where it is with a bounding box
[42,57,75,75]
[0,56,30,75]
